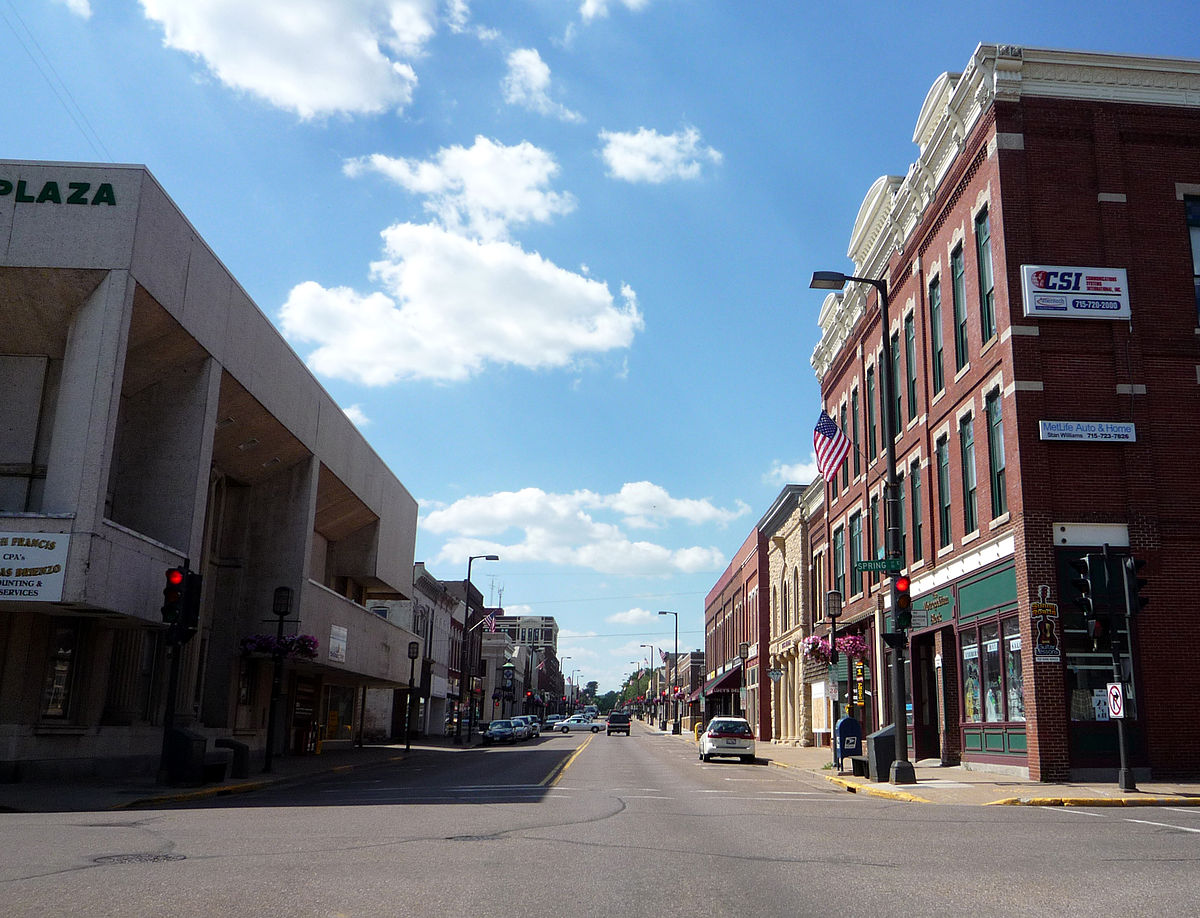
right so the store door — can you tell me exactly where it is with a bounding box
[911,635,940,761]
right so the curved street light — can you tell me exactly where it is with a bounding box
[658,610,679,734]
[455,553,499,745]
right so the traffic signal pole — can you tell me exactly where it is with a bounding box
[1110,547,1136,792]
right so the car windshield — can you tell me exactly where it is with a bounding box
[491,721,512,729]
[710,721,750,735]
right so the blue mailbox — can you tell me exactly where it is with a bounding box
[834,716,863,769]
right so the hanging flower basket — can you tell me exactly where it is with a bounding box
[801,634,868,665]
[239,633,319,660]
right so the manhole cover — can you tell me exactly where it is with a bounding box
[93,853,186,865]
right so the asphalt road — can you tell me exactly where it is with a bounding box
[1,727,1197,917]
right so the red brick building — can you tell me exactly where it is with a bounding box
[810,44,1200,780]
[703,528,771,741]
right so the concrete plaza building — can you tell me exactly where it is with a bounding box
[0,160,420,779]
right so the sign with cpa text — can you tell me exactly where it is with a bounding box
[1039,421,1135,443]
[1020,265,1131,320]
[0,533,70,602]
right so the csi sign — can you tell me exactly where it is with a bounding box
[1020,265,1131,320]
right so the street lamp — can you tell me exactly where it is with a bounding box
[559,656,572,714]
[263,585,294,774]
[810,270,916,785]
[825,590,843,767]
[640,644,655,722]
[405,640,420,752]
[455,553,499,745]
[658,610,679,735]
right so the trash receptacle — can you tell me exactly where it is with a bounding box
[865,723,895,782]
[215,738,250,779]
[834,716,862,769]
[165,728,207,787]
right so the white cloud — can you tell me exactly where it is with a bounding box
[138,0,434,118]
[502,48,582,123]
[580,0,651,22]
[55,0,92,17]
[600,125,723,183]
[605,481,748,529]
[342,404,371,427]
[421,485,735,575]
[345,136,576,241]
[279,224,642,383]
[605,607,658,625]
[764,456,820,487]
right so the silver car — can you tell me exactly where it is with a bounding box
[557,715,601,734]
[512,715,540,738]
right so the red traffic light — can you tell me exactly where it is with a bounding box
[166,568,185,587]
[894,575,911,593]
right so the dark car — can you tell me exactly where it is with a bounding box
[606,712,631,735]
[481,720,516,745]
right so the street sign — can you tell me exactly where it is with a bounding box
[853,558,904,573]
[1107,682,1125,719]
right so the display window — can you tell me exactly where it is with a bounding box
[960,615,1024,723]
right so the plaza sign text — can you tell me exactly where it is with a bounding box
[0,178,116,206]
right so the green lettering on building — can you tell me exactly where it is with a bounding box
[0,178,116,206]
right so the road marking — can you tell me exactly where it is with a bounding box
[1123,818,1200,834]
[623,795,674,800]
[542,734,593,787]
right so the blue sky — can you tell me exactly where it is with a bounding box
[5,0,1197,692]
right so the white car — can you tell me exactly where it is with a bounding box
[512,715,540,738]
[699,717,756,763]
[557,715,601,734]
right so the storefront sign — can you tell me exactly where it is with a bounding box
[328,624,347,663]
[910,587,954,630]
[1031,586,1061,663]
[1020,265,1131,319]
[0,178,117,206]
[1039,420,1136,442]
[0,533,70,601]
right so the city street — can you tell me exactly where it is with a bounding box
[1,723,1198,917]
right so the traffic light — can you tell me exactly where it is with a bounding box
[161,567,185,623]
[1067,553,1102,618]
[893,574,912,631]
[1124,556,1149,616]
[178,571,203,643]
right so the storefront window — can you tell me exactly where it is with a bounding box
[981,623,1001,721]
[1004,618,1025,721]
[323,684,357,741]
[41,623,80,719]
[961,635,981,723]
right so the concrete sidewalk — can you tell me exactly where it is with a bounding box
[0,739,474,814]
[646,719,1200,807]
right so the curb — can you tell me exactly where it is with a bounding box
[986,795,1200,807]
[821,773,932,803]
[113,753,408,810]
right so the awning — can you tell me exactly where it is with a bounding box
[703,665,743,695]
[686,686,702,703]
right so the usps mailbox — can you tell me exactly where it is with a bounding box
[834,716,862,768]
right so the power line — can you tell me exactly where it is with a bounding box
[2,1,113,161]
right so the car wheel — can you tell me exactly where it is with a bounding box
[742,755,754,764]
[591,726,599,733]
[561,727,569,733]
[701,751,710,762]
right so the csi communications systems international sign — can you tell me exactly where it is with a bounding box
[1020,265,1131,320]
[0,533,70,601]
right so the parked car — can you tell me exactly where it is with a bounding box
[509,717,531,741]
[698,717,756,763]
[482,720,517,745]
[542,715,565,732]
[512,715,540,738]
[558,715,601,734]
[606,712,631,736]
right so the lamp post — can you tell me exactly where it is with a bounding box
[263,586,294,774]
[810,270,916,785]
[570,669,579,709]
[640,644,655,721]
[559,657,571,713]
[405,640,420,752]
[455,553,499,745]
[825,590,843,768]
[658,610,679,735]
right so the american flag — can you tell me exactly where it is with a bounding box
[483,612,496,632]
[659,649,669,664]
[814,410,852,482]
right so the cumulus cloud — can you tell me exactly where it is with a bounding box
[421,485,738,575]
[606,607,658,625]
[764,456,820,487]
[55,0,92,17]
[599,126,723,183]
[605,481,749,529]
[138,0,434,118]
[280,225,642,383]
[344,136,576,241]
[502,48,582,122]
[580,0,651,22]
[342,404,371,427]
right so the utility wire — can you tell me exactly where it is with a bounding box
[2,1,114,162]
